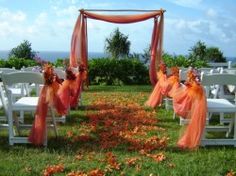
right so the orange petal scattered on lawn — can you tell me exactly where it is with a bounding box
[105,152,121,170]
[226,170,236,176]
[43,164,64,176]
[168,163,176,168]
[67,171,86,176]
[146,152,166,162]
[83,93,168,151]
[88,169,105,176]
[75,153,83,160]
[125,157,140,166]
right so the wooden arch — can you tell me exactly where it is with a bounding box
[70,9,165,85]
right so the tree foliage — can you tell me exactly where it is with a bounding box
[188,40,226,63]
[188,41,207,61]
[142,45,151,64]
[8,40,36,59]
[205,47,226,62]
[105,28,131,59]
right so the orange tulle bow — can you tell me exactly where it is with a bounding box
[173,69,207,149]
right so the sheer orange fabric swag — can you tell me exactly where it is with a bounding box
[70,10,164,85]
[145,64,167,108]
[70,65,87,108]
[162,67,180,97]
[58,68,78,112]
[173,70,207,149]
[29,65,67,145]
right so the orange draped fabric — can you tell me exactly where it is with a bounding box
[162,67,180,97]
[145,65,179,108]
[29,66,67,145]
[28,86,48,145]
[165,74,180,98]
[145,69,167,108]
[58,68,78,112]
[28,82,66,145]
[173,71,207,149]
[29,65,88,145]
[70,10,164,85]
[70,70,87,108]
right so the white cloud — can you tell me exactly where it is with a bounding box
[54,5,78,17]
[167,0,203,8]
[0,8,27,38]
[206,8,217,18]
[0,7,26,22]
[164,14,236,56]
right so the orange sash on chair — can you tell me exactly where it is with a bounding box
[58,68,78,112]
[162,67,180,98]
[173,70,207,149]
[29,65,67,145]
[145,69,167,108]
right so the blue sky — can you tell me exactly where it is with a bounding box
[0,0,235,56]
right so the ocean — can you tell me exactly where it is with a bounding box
[0,50,107,62]
[0,50,235,64]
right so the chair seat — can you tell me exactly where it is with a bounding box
[207,98,236,112]
[12,97,39,111]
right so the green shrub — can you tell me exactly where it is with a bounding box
[88,58,149,85]
[0,57,37,69]
[54,58,69,67]
[0,59,7,68]
[163,53,208,68]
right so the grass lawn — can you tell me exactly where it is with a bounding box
[0,85,235,176]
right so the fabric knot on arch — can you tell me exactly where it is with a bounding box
[70,9,165,85]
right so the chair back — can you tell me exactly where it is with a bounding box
[1,72,44,105]
[0,68,19,78]
[201,73,236,86]
[0,85,8,114]
[201,73,236,99]
[21,66,35,71]
[71,67,79,74]
[1,71,43,86]
[179,69,188,82]
[54,68,66,80]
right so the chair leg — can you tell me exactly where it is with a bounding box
[8,111,14,145]
[79,96,82,106]
[13,112,21,136]
[226,117,234,138]
[164,98,168,110]
[220,112,224,125]
[233,114,236,147]
[173,112,176,119]
[43,123,48,147]
[206,113,210,125]
[20,110,24,123]
[50,108,58,137]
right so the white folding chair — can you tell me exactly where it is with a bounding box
[54,68,66,80]
[201,73,236,147]
[1,71,57,146]
[0,84,9,130]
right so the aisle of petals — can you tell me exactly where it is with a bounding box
[67,92,168,151]
[43,92,169,175]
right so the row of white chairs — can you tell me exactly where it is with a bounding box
[0,67,71,146]
[164,67,236,147]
